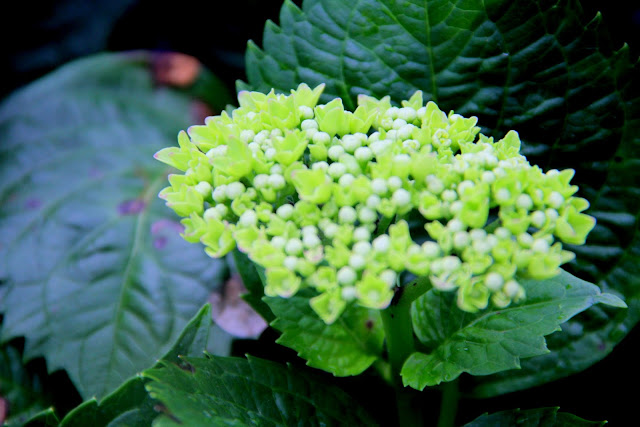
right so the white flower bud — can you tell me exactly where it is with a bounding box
[354,146,373,162]
[402,139,420,151]
[380,270,397,286]
[240,130,255,143]
[392,118,407,129]
[327,145,345,161]
[397,107,417,122]
[504,280,521,298]
[276,204,294,219]
[214,204,228,217]
[366,194,382,209]
[271,236,286,249]
[270,164,283,175]
[268,174,286,189]
[285,238,303,255]
[457,180,474,196]
[546,208,559,222]
[301,119,318,130]
[337,266,357,284]
[427,177,444,194]
[373,235,391,252]
[496,188,511,203]
[212,185,227,202]
[442,256,462,272]
[270,128,283,138]
[194,181,213,196]
[339,206,357,223]
[254,130,269,144]
[358,206,377,223]
[531,238,550,253]
[298,106,314,120]
[341,135,362,153]
[303,233,321,248]
[531,210,546,228]
[469,229,487,241]
[353,241,372,255]
[416,106,427,119]
[442,189,457,202]
[253,174,269,189]
[485,272,504,291]
[248,142,261,152]
[392,188,411,207]
[548,191,564,209]
[264,147,276,160]
[349,254,366,270]
[447,219,464,232]
[422,241,440,258]
[312,161,329,171]
[302,225,317,235]
[353,226,371,241]
[341,286,357,301]
[328,162,347,178]
[453,231,470,250]
[238,210,257,227]
[388,176,403,191]
[338,173,355,187]
[284,256,298,271]
[517,233,534,247]
[312,131,331,145]
[516,194,533,210]
[397,124,414,140]
[449,201,463,215]
[371,178,388,195]
[494,227,511,240]
[203,207,221,221]
[323,223,339,238]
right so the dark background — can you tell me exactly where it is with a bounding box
[2,0,639,425]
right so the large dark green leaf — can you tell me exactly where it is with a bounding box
[244,0,640,390]
[59,303,213,426]
[144,355,378,426]
[402,270,625,390]
[265,292,384,376]
[0,53,228,399]
[464,407,605,426]
[0,344,51,426]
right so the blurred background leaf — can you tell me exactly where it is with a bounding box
[0,52,229,399]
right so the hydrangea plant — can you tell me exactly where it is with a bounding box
[156,83,595,324]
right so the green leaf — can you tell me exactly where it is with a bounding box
[464,407,605,426]
[59,304,213,426]
[265,291,384,376]
[246,0,640,390]
[0,344,51,426]
[143,355,378,426]
[0,52,228,399]
[231,250,275,323]
[402,269,626,390]
[17,407,60,427]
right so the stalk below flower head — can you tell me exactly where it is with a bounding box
[155,83,595,324]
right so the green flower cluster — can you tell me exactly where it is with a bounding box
[155,83,595,324]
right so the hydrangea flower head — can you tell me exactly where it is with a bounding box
[155,84,595,324]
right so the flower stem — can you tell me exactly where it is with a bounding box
[381,285,425,427]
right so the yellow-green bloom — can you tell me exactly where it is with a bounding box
[155,83,595,324]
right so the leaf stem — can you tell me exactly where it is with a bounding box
[437,379,459,427]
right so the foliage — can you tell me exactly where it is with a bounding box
[0,0,637,425]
